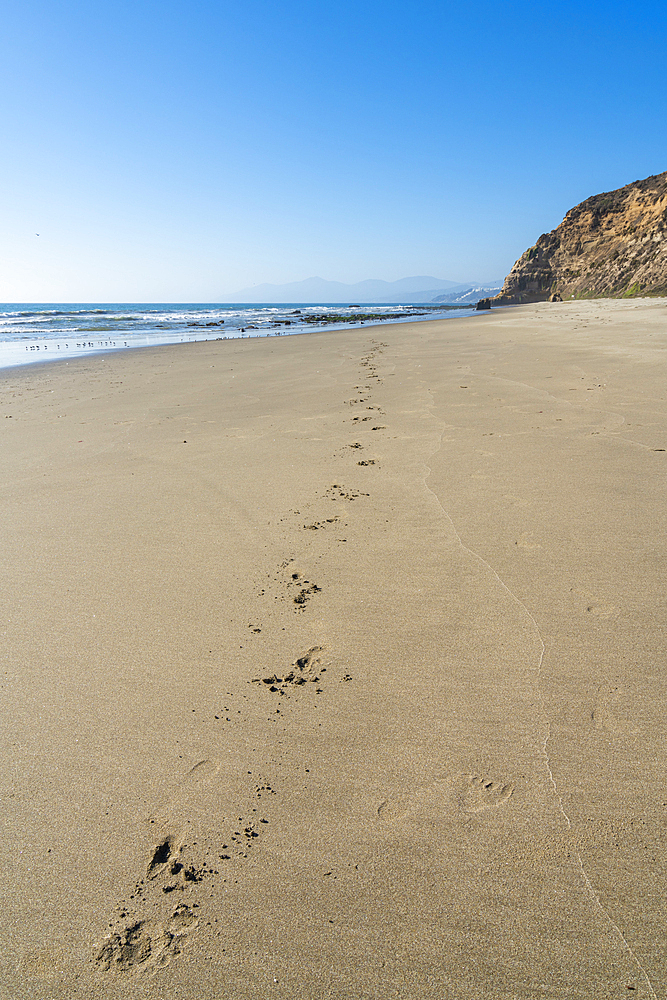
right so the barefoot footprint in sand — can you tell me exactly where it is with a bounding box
[460,774,514,813]
[378,772,514,822]
[94,904,199,973]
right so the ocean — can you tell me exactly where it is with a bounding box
[0,302,475,370]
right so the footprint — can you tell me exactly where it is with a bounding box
[378,772,514,823]
[168,902,199,934]
[254,646,325,695]
[274,568,323,611]
[287,646,324,683]
[459,774,514,813]
[146,834,183,880]
[94,904,198,973]
[94,920,154,972]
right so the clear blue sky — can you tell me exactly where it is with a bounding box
[1,0,666,301]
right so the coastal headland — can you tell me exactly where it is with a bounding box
[490,170,667,305]
[2,298,666,998]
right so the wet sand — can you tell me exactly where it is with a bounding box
[2,298,666,999]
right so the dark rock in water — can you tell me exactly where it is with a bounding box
[476,298,492,310]
[492,170,667,304]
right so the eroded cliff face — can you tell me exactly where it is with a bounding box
[493,171,667,304]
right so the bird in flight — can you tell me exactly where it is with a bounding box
[35,233,40,236]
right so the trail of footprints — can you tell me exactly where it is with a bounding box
[94,345,385,976]
[97,340,511,976]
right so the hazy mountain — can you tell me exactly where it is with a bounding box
[381,287,469,303]
[218,276,469,304]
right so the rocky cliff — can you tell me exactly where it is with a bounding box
[492,170,667,305]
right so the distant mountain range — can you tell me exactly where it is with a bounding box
[219,275,483,304]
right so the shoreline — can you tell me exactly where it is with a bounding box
[3,298,666,998]
[0,303,476,373]
[2,310,490,368]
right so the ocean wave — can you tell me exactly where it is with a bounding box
[77,325,123,332]
[13,309,112,318]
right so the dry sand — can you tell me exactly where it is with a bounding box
[1,298,666,999]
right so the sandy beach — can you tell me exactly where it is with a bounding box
[2,297,666,999]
